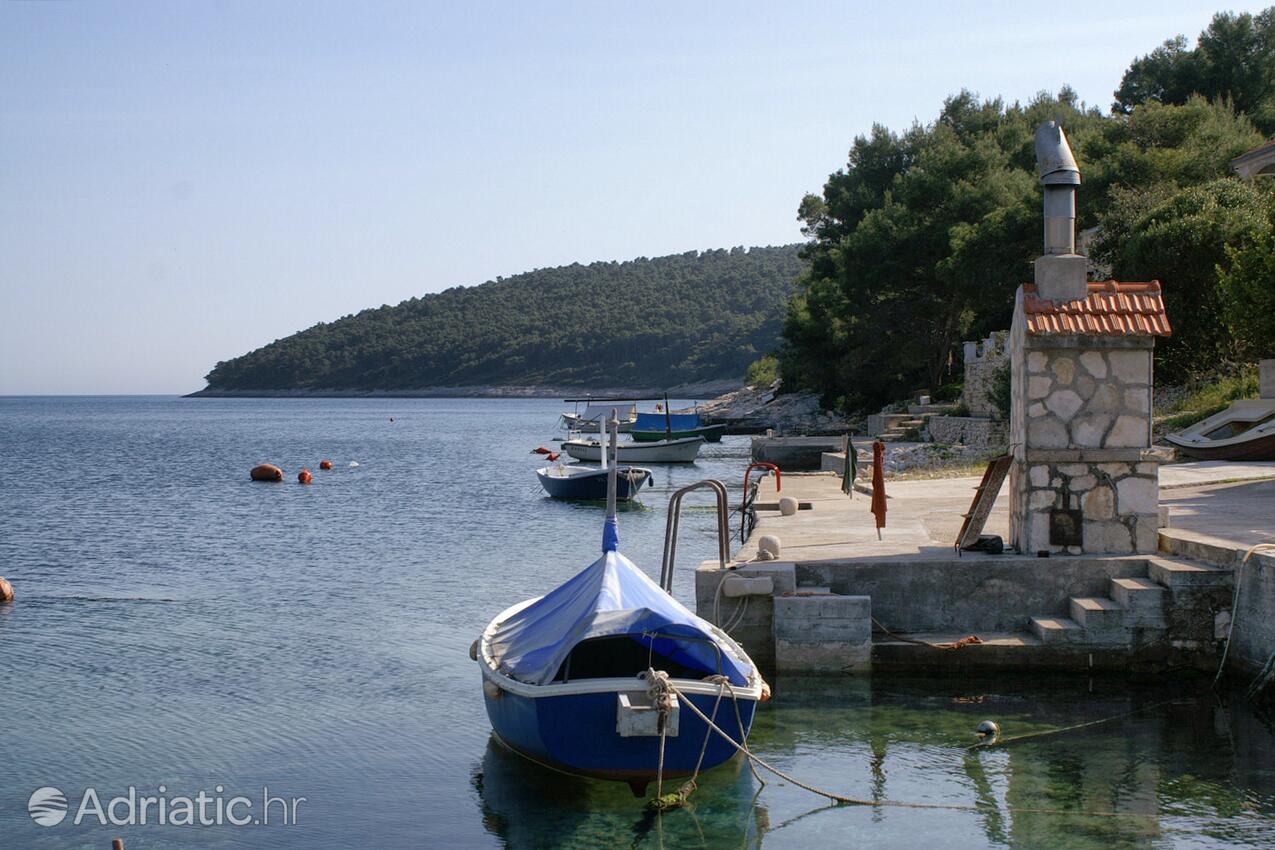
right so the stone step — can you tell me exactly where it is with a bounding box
[1030,616,1083,644]
[1146,554,1232,590]
[899,419,925,428]
[1069,596,1125,630]
[1110,577,1167,627]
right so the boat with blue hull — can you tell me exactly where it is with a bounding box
[535,463,652,501]
[629,411,726,443]
[478,419,764,796]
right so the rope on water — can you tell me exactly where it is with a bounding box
[663,678,1156,819]
[966,698,1180,750]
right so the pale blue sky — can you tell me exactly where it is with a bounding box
[0,1,1261,393]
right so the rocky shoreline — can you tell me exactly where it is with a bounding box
[694,383,855,435]
[187,380,856,435]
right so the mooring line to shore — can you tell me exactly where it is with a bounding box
[664,679,1159,820]
[965,697,1181,751]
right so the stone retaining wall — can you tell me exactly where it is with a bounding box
[926,416,1008,450]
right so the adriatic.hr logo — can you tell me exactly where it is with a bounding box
[27,787,68,827]
[25,784,305,827]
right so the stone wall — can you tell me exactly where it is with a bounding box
[926,416,1008,450]
[962,332,1009,418]
[1009,314,1160,554]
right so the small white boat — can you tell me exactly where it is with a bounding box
[1165,399,1275,460]
[561,403,637,433]
[563,435,704,464]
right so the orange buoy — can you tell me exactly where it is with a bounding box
[319,459,333,470]
[298,468,313,484]
[250,463,284,482]
[546,452,561,461]
[0,576,13,603]
[532,446,552,455]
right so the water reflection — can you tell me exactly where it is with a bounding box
[474,736,769,849]
[474,675,1275,849]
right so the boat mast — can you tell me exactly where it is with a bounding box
[664,391,672,436]
[603,411,620,553]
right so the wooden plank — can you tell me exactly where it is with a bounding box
[956,454,1012,550]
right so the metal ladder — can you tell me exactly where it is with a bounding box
[659,479,731,593]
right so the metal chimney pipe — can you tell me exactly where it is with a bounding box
[1034,121,1081,256]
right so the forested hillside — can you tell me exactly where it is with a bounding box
[201,246,803,391]
[782,8,1275,412]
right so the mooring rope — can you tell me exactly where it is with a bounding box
[1214,543,1275,693]
[966,698,1180,750]
[662,678,1155,819]
[871,616,983,650]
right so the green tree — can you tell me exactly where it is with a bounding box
[1218,195,1275,360]
[783,91,1103,412]
[1115,9,1275,133]
[1096,178,1269,379]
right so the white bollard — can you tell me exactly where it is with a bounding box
[778,496,798,516]
[758,535,782,560]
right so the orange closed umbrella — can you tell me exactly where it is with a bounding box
[870,440,887,540]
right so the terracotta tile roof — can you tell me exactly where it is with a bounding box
[1022,280,1172,336]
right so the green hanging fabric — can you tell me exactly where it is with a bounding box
[841,434,857,497]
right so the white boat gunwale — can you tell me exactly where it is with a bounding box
[1165,398,1275,448]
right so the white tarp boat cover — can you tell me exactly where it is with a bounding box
[487,550,752,687]
[579,403,636,422]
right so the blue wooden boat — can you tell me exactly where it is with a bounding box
[629,411,726,443]
[479,423,764,796]
[535,463,652,501]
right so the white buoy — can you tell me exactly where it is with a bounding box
[348,461,360,468]
[758,535,782,561]
[779,496,798,516]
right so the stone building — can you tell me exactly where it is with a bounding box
[961,331,1008,418]
[1008,121,1172,555]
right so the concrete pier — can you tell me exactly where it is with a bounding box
[696,464,1275,680]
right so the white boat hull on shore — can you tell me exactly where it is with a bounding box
[563,436,704,463]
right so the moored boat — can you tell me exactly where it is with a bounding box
[629,411,726,443]
[562,435,704,464]
[476,420,763,796]
[1165,399,1275,460]
[536,463,652,500]
[561,402,637,433]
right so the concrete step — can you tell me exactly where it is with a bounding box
[1030,616,1084,644]
[1069,596,1124,629]
[899,419,925,428]
[1110,577,1167,627]
[1157,528,1242,568]
[1146,554,1232,590]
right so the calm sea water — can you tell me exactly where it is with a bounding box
[2,396,1274,849]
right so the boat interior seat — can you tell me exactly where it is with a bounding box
[554,635,710,683]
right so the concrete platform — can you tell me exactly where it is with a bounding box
[701,461,1275,677]
[1161,477,1275,550]
[737,472,1009,563]
[1159,460,1275,489]
[736,461,1275,564]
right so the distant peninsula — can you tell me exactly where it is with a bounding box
[190,245,803,397]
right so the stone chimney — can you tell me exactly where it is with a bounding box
[1007,122,1172,555]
